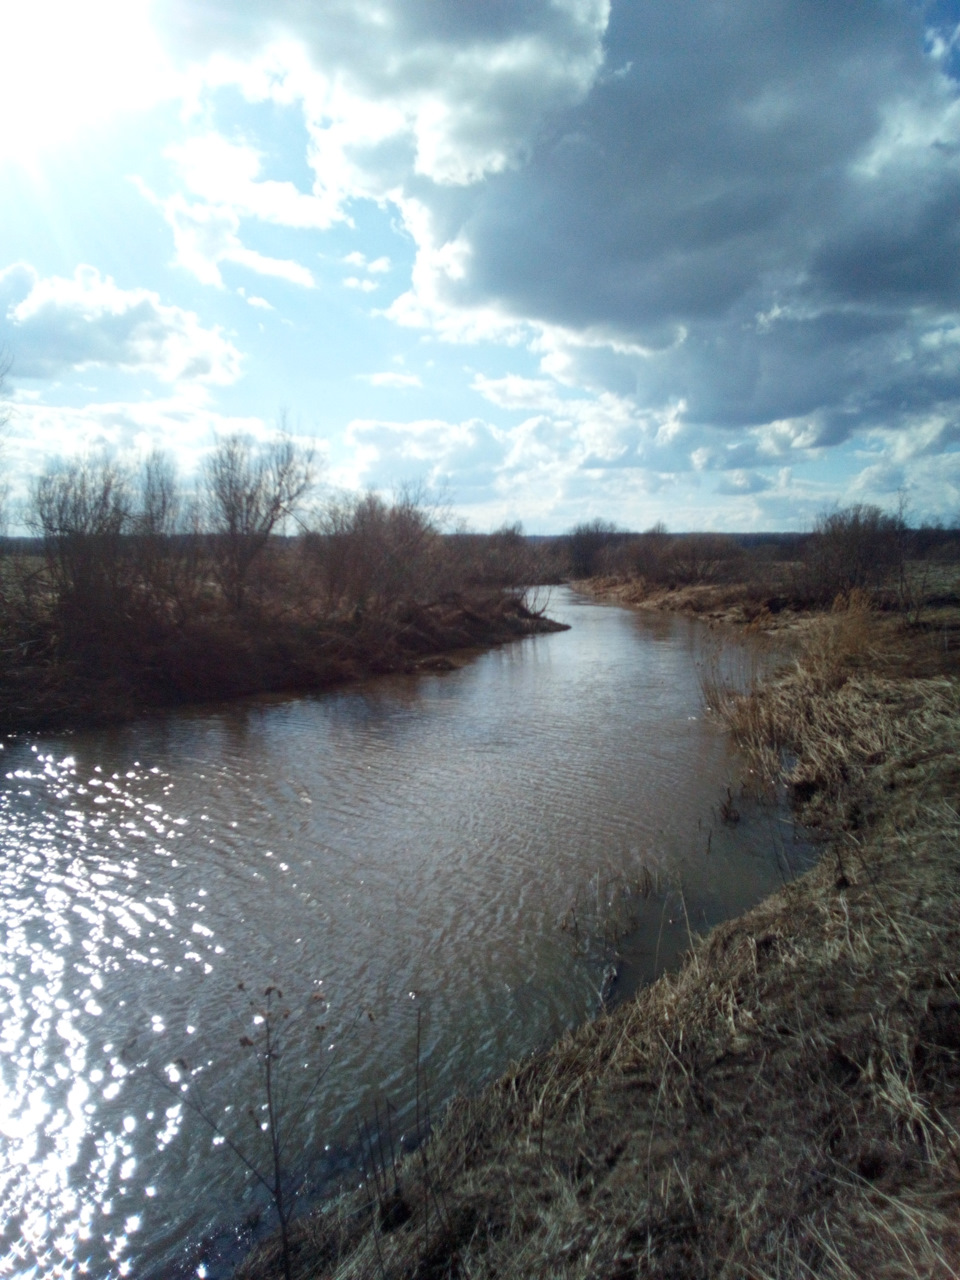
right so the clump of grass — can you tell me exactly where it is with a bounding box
[236,608,960,1279]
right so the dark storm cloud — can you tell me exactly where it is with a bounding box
[156,0,960,485]
[158,0,608,186]
[423,1,960,448]
[453,1,924,328]
[812,169,960,307]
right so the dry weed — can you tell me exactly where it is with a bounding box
[238,611,960,1280]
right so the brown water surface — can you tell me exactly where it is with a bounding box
[0,590,809,1278]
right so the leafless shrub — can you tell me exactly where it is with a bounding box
[130,451,205,623]
[803,504,905,603]
[668,532,745,585]
[564,519,625,577]
[2,454,560,728]
[601,526,746,587]
[29,454,136,646]
[0,351,11,534]
[443,523,546,589]
[203,433,314,610]
[304,487,443,615]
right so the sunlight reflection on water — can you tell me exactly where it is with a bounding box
[0,591,809,1278]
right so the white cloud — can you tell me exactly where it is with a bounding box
[360,371,423,388]
[152,192,316,288]
[158,0,610,195]
[343,276,377,293]
[343,252,391,274]
[167,134,341,228]
[342,415,504,494]
[714,469,773,496]
[0,263,243,383]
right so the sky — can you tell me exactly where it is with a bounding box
[1,0,960,533]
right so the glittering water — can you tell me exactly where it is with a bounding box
[0,591,808,1278]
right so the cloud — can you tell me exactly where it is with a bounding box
[143,0,960,524]
[148,191,316,288]
[0,263,243,383]
[343,415,504,494]
[343,252,391,274]
[167,133,341,228]
[408,4,960,443]
[159,0,609,193]
[360,371,423,389]
[715,469,773,496]
[850,460,906,497]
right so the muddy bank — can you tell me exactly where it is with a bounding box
[0,591,565,734]
[577,569,960,645]
[237,604,960,1280]
[576,573,810,629]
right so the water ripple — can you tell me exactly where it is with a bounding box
[0,591,806,1278]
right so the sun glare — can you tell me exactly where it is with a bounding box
[0,0,172,163]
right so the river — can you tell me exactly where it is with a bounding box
[0,589,809,1278]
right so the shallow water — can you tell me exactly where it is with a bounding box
[0,590,810,1278]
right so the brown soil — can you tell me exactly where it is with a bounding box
[237,602,960,1280]
[578,567,960,641]
[575,574,814,630]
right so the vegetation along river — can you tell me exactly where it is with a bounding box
[0,589,811,1278]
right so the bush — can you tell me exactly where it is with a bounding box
[203,434,314,610]
[303,488,443,614]
[564,519,625,577]
[803,504,905,603]
[599,525,745,587]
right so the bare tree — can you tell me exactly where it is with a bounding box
[29,454,134,644]
[565,519,623,578]
[132,451,204,623]
[305,485,443,614]
[202,433,314,610]
[805,503,904,602]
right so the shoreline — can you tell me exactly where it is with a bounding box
[0,592,567,737]
[236,590,960,1279]
[572,573,833,632]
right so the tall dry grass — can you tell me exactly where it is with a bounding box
[237,603,960,1280]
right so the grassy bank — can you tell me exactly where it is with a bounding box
[237,601,960,1279]
[0,584,563,734]
[0,449,563,733]
[578,564,960,639]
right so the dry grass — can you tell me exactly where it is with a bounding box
[236,605,960,1280]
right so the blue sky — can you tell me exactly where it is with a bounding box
[1,0,960,532]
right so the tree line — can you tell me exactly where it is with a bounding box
[562,506,960,604]
[0,437,552,729]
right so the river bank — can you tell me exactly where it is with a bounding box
[575,567,960,643]
[237,598,960,1279]
[0,589,565,734]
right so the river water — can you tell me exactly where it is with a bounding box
[0,590,809,1278]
